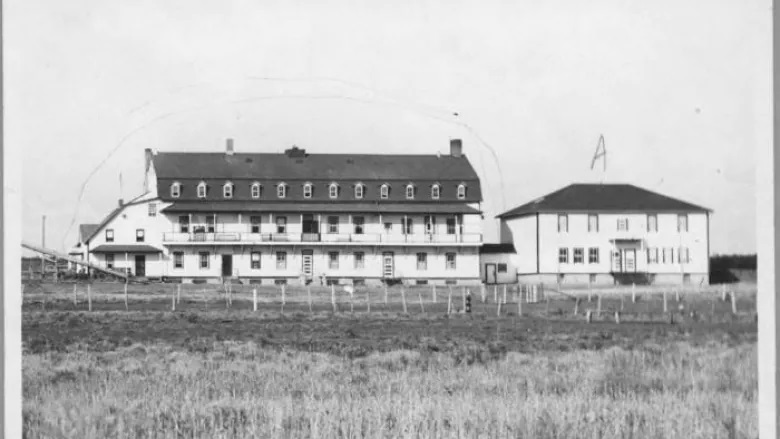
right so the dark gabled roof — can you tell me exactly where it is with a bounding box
[90,244,163,253]
[480,243,516,254]
[497,183,711,219]
[161,202,481,215]
[78,224,99,242]
[152,151,480,180]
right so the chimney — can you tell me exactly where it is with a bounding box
[143,148,153,192]
[450,139,463,157]
[226,138,234,155]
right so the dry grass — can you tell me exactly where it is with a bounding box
[23,338,756,438]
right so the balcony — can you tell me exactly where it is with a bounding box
[162,232,482,245]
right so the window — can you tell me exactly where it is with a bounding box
[250,216,261,233]
[354,252,365,269]
[617,218,629,231]
[199,252,209,269]
[276,216,287,234]
[588,247,600,264]
[573,248,584,264]
[223,182,233,198]
[303,183,313,199]
[148,203,157,217]
[173,252,183,269]
[206,215,215,233]
[405,184,415,199]
[445,253,456,270]
[329,183,339,199]
[380,184,390,199]
[424,216,436,234]
[431,184,441,200]
[417,253,427,270]
[647,248,658,264]
[174,216,189,235]
[677,214,688,232]
[197,181,207,198]
[446,217,456,234]
[353,216,365,234]
[251,252,261,269]
[558,248,568,263]
[170,182,181,198]
[276,252,287,269]
[105,229,114,242]
[277,183,287,198]
[497,263,507,273]
[457,184,466,200]
[402,218,413,234]
[327,216,339,234]
[105,254,114,269]
[662,248,673,264]
[251,183,262,199]
[588,214,598,232]
[354,184,364,199]
[328,252,339,269]
[557,214,568,233]
[384,222,392,233]
[136,229,145,242]
[647,214,658,232]
[679,247,690,264]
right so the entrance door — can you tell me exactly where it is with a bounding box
[221,254,233,277]
[382,252,394,278]
[611,251,622,272]
[485,263,497,284]
[134,255,145,277]
[623,249,636,273]
[302,250,314,278]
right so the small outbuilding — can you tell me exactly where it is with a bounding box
[479,243,517,284]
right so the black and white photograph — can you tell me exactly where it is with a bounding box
[5,0,773,437]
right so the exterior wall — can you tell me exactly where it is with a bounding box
[479,253,517,284]
[500,216,537,274]
[164,245,481,285]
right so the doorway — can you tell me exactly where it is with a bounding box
[221,254,233,277]
[302,250,314,278]
[134,255,145,277]
[612,249,637,273]
[484,263,497,284]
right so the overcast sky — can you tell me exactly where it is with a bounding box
[8,0,770,254]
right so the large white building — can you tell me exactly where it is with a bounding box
[496,184,712,286]
[73,139,485,285]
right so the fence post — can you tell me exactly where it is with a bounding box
[494,285,498,303]
[588,282,593,302]
[124,281,128,311]
[574,297,580,315]
[517,287,523,317]
[481,284,486,303]
[447,286,453,315]
[631,283,636,303]
[731,289,738,314]
[615,311,621,324]
[171,288,176,312]
[462,287,466,311]
[586,309,593,323]
[503,285,507,304]
[401,286,408,314]
[307,286,313,314]
[349,286,354,314]
[281,284,287,315]
[721,283,727,302]
[620,292,625,311]
[663,290,668,313]
[675,289,680,302]
[73,284,78,307]
[432,284,436,303]
[253,288,258,312]
[418,288,424,314]
[331,283,337,313]
[496,299,502,317]
[384,284,388,305]
[366,288,371,313]
[87,283,92,312]
[177,284,181,304]
[596,294,601,318]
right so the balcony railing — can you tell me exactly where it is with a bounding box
[162,232,482,244]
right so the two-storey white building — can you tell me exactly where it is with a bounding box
[496,183,712,286]
[78,139,485,285]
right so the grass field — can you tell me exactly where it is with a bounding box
[22,282,758,438]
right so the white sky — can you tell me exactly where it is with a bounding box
[7,0,770,254]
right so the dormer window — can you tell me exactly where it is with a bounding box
[354,183,365,199]
[197,181,207,198]
[251,182,262,199]
[457,184,467,200]
[431,184,441,200]
[329,183,339,199]
[223,181,233,199]
[277,183,287,198]
[380,184,390,200]
[405,184,415,200]
[303,183,313,199]
[170,182,181,198]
